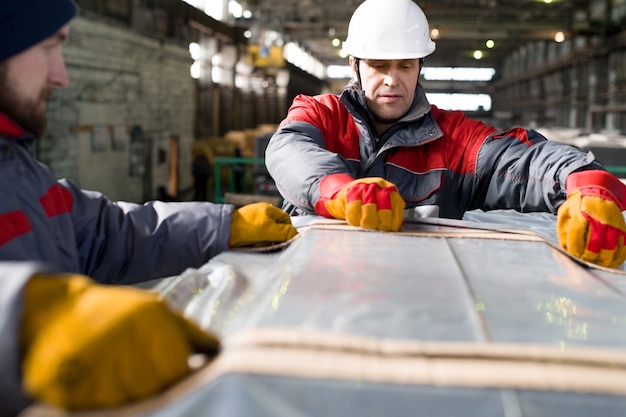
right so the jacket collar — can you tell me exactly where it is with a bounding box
[0,111,27,138]
[399,83,432,122]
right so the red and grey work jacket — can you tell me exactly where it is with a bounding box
[0,110,235,416]
[266,84,602,219]
[0,112,232,283]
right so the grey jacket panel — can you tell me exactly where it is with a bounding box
[0,130,234,415]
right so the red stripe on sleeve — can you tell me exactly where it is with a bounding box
[0,211,31,246]
[39,184,74,218]
[492,127,532,146]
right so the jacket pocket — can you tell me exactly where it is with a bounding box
[388,168,443,205]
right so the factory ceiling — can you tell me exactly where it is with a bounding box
[241,0,618,70]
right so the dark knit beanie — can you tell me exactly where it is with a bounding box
[0,0,78,61]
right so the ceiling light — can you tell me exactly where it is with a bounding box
[473,50,483,60]
[486,40,495,49]
[554,31,565,42]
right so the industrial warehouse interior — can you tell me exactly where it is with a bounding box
[5,1,626,417]
[37,0,626,203]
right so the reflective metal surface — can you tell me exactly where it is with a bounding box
[159,212,626,350]
[26,212,626,416]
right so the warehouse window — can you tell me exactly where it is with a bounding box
[284,42,326,80]
[182,0,225,20]
[422,67,494,111]
[426,93,491,112]
[182,0,251,22]
[421,67,495,81]
[327,65,353,79]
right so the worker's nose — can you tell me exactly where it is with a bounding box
[383,69,400,86]
[49,53,70,88]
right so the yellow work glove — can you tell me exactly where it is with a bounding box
[314,173,406,232]
[557,170,626,268]
[229,201,297,247]
[20,274,219,411]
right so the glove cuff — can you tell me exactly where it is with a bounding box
[314,173,354,217]
[566,170,626,211]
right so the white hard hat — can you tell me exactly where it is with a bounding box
[342,0,436,59]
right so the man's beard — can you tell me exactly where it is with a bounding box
[0,63,50,138]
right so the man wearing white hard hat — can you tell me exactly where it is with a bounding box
[266,0,626,269]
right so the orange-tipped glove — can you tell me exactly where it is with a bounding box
[20,274,219,411]
[314,173,406,232]
[557,170,626,268]
[229,202,297,247]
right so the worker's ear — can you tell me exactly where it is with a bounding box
[349,56,362,88]
[417,58,425,81]
[349,56,358,77]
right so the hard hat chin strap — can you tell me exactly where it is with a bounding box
[354,57,362,89]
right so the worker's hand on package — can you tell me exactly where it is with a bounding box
[20,274,219,411]
[229,201,297,247]
[557,170,626,268]
[314,173,406,232]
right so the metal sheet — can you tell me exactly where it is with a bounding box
[24,212,626,417]
[159,223,626,349]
